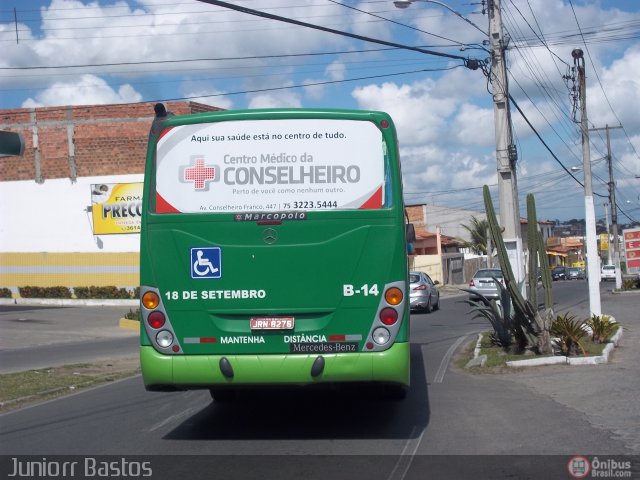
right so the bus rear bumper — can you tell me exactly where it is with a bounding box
[140,342,410,391]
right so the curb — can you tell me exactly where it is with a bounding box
[437,285,468,299]
[119,318,140,332]
[611,289,640,296]
[506,324,623,367]
[468,322,623,369]
[0,298,138,307]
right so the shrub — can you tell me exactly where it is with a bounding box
[585,314,618,344]
[124,308,140,320]
[550,313,586,356]
[18,286,72,298]
[73,286,133,299]
[622,277,640,290]
[0,287,12,298]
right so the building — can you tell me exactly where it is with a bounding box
[406,204,465,284]
[407,203,556,284]
[0,101,221,296]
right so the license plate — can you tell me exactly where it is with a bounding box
[250,316,295,330]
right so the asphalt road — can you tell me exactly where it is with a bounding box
[0,305,137,373]
[0,282,638,480]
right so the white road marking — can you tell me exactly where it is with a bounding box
[387,425,425,480]
[434,334,468,384]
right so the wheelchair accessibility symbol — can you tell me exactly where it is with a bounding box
[190,247,222,279]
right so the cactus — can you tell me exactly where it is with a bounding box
[538,230,553,310]
[482,186,553,354]
[527,194,538,309]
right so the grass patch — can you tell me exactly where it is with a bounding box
[0,357,140,413]
[460,329,615,371]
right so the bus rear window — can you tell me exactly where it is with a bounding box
[154,118,387,214]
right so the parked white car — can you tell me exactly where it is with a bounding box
[600,264,616,281]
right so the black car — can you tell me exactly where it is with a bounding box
[551,266,567,281]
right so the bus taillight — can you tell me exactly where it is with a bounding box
[379,307,398,326]
[384,287,403,305]
[372,328,390,345]
[156,330,174,348]
[142,291,160,310]
[147,311,166,329]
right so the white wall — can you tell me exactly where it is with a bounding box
[0,174,143,252]
[424,204,486,241]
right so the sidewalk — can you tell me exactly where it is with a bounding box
[500,290,640,453]
[0,298,138,307]
[437,284,468,299]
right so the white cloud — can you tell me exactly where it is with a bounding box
[352,79,457,145]
[181,83,234,110]
[451,104,494,147]
[2,0,638,221]
[588,44,640,131]
[325,61,347,82]
[302,79,326,100]
[247,91,302,109]
[3,0,350,107]
[21,74,142,107]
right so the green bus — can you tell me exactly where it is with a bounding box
[139,108,411,400]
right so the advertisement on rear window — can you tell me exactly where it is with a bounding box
[154,119,385,213]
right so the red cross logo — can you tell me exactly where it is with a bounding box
[184,158,216,190]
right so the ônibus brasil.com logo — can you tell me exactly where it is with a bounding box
[568,455,632,479]
[568,456,591,478]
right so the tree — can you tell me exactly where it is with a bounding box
[459,216,489,255]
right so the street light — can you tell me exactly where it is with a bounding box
[395,0,525,290]
[393,0,488,36]
[572,48,601,316]
[570,156,606,172]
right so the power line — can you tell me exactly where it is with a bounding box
[327,0,472,47]
[0,46,453,71]
[568,0,640,168]
[0,65,462,119]
[193,0,480,67]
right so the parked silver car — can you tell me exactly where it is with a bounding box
[409,271,440,313]
[567,267,585,280]
[467,268,504,302]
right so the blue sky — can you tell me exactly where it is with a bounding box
[1,0,639,229]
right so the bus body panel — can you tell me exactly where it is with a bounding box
[140,343,410,389]
[140,108,410,392]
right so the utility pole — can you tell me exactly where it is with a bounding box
[603,203,612,265]
[487,0,524,288]
[572,48,601,317]
[590,125,623,289]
